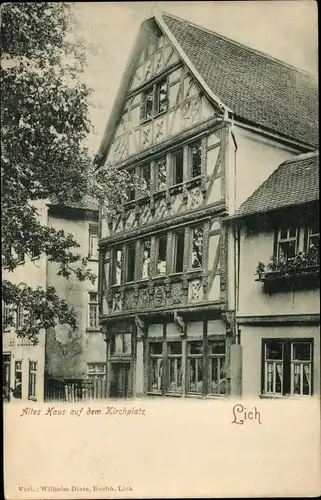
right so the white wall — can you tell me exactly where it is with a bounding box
[238,227,320,317]
[241,325,320,397]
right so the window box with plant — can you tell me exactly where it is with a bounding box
[255,245,319,292]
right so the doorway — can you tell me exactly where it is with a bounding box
[110,362,131,398]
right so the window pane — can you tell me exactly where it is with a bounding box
[123,333,131,354]
[189,341,203,355]
[174,230,185,273]
[210,357,226,395]
[280,228,288,240]
[210,341,226,355]
[149,358,163,391]
[126,243,136,282]
[156,79,168,114]
[156,235,167,275]
[265,342,283,360]
[141,164,151,191]
[112,248,122,285]
[168,357,182,392]
[187,358,203,393]
[190,141,202,178]
[141,239,151,279]
[168,342,182,355]
[150,342,163,355]
[156,157,167,190]
[173,149,184,185]
[289,228,297,238]
[279,240,296,260]
[144,87,154,119]
[191,227,203,268]
[292,342,311,361]
[89,293,98,303]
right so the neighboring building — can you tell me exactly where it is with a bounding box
[228,151,319,398]
[96,12,318,398]
[2,198,105,402]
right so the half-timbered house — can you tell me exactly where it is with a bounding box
[96,12,318,398]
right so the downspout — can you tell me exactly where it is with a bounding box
[230,121,239,343]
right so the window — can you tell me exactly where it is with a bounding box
[156,156,167,190]
[156,234,167,275]
[28,361,37,399]
[172,148,184,185]
[110,333,131,356]
[172,229,185,273]
[277,228,298,261]
[141,86,154,121]
[149,342,163,392]
[87,363,106,379]
[191,226,203,269]
[14,361,22,399]
[141,239,151,279]
[3,302,13,330]
[125,242,136,282]
[16,305,24,328]
[126,182,136,202]
[111,247,122,285]
[187,341,203,394]
[189,141,202,178]
[208,341,226,395]
[166,342,182,394]
[31,248,40,259]
[141,163,151,192]
[155,78,168,115]
[17,251,25,263]
[89,223,99,259]
[307,224,320,264]
[141,78,168,122]
[88,293,99,329]
[262,339,313,397]
[3,354,11,401]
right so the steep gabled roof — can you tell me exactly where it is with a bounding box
[160,13,318,148]
[97,12,318,166]
[235,151,319,217]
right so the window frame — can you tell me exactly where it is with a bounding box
[188,140,202,179]
[88,292,99,330]
[140,238,152,280]
[208,340,226,396]
[171,147,184,186]
[140,76,169,123]
[124,242,136,283]
[16,305,25,329]
[148,341,163,393]
[111,246,123,286]
[14,361,22,399]
[28,361,37,400]
[87,363,106,379]
[155,233,167,276]
[186,340,204,395]
[189,225,204,270]
[276,227,298,262]
[172,228,185,274]
[166,341,183,395]
[88,223,99,260]
[261,338,314,397]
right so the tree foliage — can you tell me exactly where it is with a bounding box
[1,3,136,343]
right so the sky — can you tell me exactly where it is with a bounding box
[72,1,318,152]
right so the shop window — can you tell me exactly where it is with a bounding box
[166,342,182,394]
[190,226,203,269]
[262,339,313,396]
[186,341,203,394]
[208,341,226,395]
[156,234,167,275]
[148,342,163,392]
